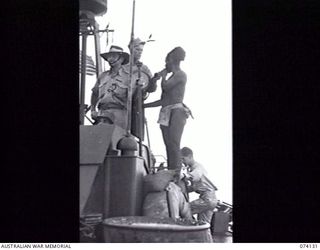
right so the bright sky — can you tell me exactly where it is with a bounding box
[82,0,232,204]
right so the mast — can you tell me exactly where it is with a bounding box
[79,2,113,125]
[126,0,136,135]
[80,33,88,125]
[93,22,102,77]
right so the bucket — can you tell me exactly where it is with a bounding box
[103,216,213,243]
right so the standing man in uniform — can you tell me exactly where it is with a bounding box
[123,38,157,139]
[181,147,218,224]
[90,45,130,129]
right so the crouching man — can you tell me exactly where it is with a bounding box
[142,170,192,219]
[181,147,218,224]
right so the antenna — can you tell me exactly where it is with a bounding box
[126,0,136,135]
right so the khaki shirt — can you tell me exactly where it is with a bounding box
[93,67,130,109]
[122,63,153,90]
[186,161,217,195]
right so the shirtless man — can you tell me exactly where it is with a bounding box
[144,47,190,171]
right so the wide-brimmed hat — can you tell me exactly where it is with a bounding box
[101,45,129,65]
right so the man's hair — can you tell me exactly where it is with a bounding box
[181,147,193,157]
[128,38,145,48]
[167,46,186,63]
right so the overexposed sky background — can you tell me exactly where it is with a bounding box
[82,0,232,204]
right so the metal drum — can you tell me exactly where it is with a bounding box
[103,216,213,243]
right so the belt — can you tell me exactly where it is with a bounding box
[98,102,125,110]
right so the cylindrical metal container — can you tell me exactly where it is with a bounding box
[104,156,146,218]
[103,216,213,243]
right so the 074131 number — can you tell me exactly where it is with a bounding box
[300,244,318,248]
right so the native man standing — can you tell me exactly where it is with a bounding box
[144,47,191,171]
